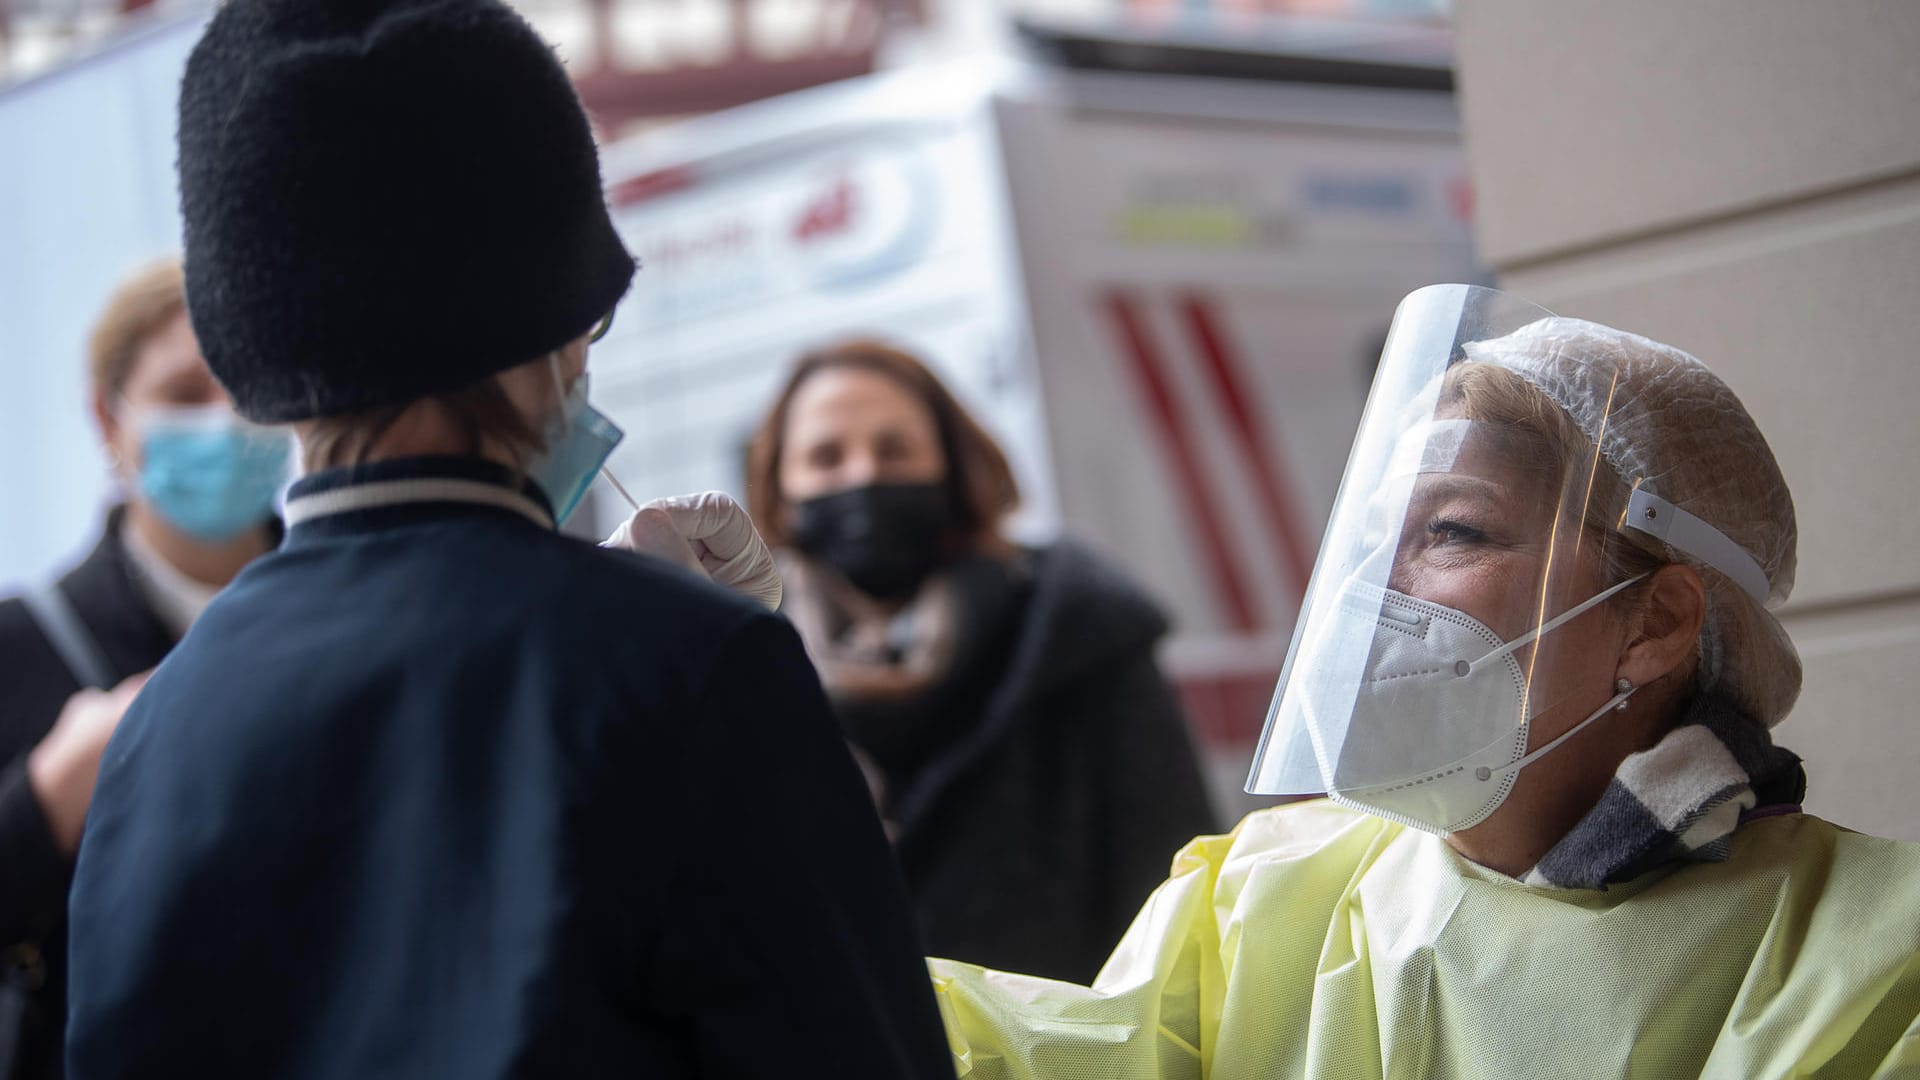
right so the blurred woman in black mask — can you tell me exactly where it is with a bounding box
[748,340,1216,982]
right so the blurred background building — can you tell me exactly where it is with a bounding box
[2,0,1450,93]
[4,0,1915,836]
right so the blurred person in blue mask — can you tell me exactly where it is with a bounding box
[746,340,1216,983]
[0,258,285,1080]
[60,2,949,1078]
[919,286,1920,1078]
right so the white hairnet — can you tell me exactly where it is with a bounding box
[1462,317,1801,726]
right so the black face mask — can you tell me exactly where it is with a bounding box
[791,482,952,600]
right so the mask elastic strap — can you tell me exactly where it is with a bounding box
[1470,573,1648,673]
[1487,681,1638,782]
[1337,671,1642,799]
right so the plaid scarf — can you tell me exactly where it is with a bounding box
[1523,692,1806,890]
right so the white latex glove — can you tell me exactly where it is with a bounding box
[602,491,783,610]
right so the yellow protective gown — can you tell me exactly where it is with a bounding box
[932,802,1920,1079]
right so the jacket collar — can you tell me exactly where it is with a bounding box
[56,506,182,673]
[119,517,222,638]
[284,456,555,540]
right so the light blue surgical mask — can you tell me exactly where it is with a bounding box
[527,361,624,526]
[134,404,292,542]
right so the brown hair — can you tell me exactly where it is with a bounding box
[746,340,1020,552]
[89,259,187,398]
[299,378,545,473]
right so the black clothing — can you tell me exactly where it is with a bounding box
[178,0,635,423]
[834,554,1030,778]
[854,541,1218,983]
[0,512,175,1080]
[65,458,950,1080]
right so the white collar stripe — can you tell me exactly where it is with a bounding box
[284,477,553,530]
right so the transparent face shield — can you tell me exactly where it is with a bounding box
[1246,285,1652,835]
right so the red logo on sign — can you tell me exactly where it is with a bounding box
[793,176,857,243]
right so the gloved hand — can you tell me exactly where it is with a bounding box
[602,491,783,610]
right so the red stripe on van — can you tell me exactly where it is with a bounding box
[1102,290,1260,634]
[1180,294,1317,600]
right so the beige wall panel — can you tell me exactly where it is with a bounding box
[1502,187,1920,607]
[1775,597,1920,843]
[1455,0,1920,265]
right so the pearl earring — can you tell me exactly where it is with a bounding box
[1615,677,1634,711]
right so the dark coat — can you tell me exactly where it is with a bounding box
[64,458,951,1080]
[887,540,1218,983]
[0,511,176,1080]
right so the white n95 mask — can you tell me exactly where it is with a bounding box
[1288,574,1641,835]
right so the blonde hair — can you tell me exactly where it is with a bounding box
[1439,362,1700,690]
[1456,318,1802,728]
[89,259,187,397]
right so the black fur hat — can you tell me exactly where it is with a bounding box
[177,0,636,422]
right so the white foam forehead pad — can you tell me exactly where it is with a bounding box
[1385,418,1476,479]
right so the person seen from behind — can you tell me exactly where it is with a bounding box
[61,2,950,1077]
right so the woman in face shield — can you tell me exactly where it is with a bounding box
[928,286,1920,1078]
[59,2,951,1077]
[747,340,1217,982]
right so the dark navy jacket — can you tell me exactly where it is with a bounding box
[65,458,951,1079]
[880,543,1216,983]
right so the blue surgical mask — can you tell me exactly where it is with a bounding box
[134,405,292,542]
[527,363,623,526]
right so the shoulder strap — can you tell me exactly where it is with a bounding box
[20,584,115,691]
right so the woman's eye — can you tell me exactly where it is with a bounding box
[876,434,921,464]
[1426,519,1486,545]
[806,443,841,470]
